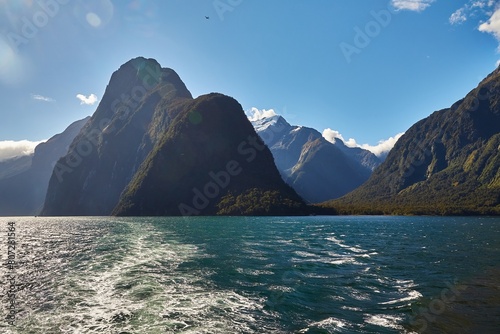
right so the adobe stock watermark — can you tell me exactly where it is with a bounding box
[178,135,266,216]
[3,0,69,52]
[409,279,466,332]
[401,129,445,180]
[5,221,17,326]
[458,80,497,114]
[213,0,243,21]
[339,4,397,64]
[266,268,301,312]
[377,80,496,185]
[403,81,496,180]
[53,63,169,183]
[178,113,290,216]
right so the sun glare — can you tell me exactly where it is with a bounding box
[0,39,29,85]
[86,12,102,28]
[81,0,114,29]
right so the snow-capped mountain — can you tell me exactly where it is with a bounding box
[252,115,381,203]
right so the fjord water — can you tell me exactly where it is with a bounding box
[1,216,499,333]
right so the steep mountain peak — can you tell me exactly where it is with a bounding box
[117,57,185,92]
[43,58,194,216]
[121,56,160,70]
[251,114,381,203]
[43,60,305,216]
[251,114,291,132]
[329,67,500,215]
[94,57,192,121]
[329,136,347,147]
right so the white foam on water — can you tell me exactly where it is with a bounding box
[268,285,295,293]
[345,287,371,301]
[379,290,423,305]
[326,257,359,265]
[342,245,366,253]
[6,220,280,334]
[294,250,320,258]
[160,282,278,334]
[325,236,343,244]
[301,273,330,279]
[325,235,371,257]
[298,316,352,333]
[341,305,362,311]
[275,239,293,245]
[236,268,274,276]
[364,313,405,330]
[51,225,195,333]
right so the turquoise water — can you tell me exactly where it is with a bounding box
[0,216,499,333]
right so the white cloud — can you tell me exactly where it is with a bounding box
[391,0,435,12]
[0,140,45,161]
[76,93,99,105]
[449,0,497,26]
[322,128,358,148]
[359,133,405,157]
[471,1,487,9]
[479,7,500,40]
[448,1,500,56]
[322,128,405,157]
[247,107,277,121]
[31,94,55,102]
[450,8,467,24]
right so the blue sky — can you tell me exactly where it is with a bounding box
[1,0,499,159]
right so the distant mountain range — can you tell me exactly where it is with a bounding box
[1,58,498,216]
[251,115,381,203]
[327,67,500,215]
[0,117,89,215]
[0,155,32,180]
[42,58,308,216]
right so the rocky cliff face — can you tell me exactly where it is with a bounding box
[42,58,192,215]
[43,58,307,216]
[329,68,500,215]
[0,117,89,215]
[252,115,381,203]
[114,93,307,216]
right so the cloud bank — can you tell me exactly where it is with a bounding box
[391,0,435,12]
[0,140,46,161]
[323,128,405,157]
[76,93,99,105]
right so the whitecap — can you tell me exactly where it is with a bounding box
[299,316,351,333]
[379,290,423,305]
[364,314,405,330]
